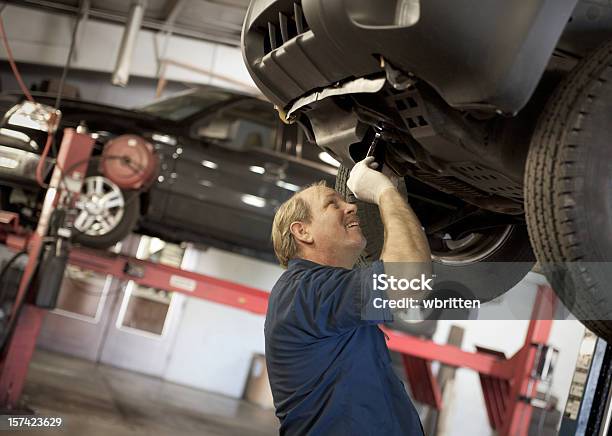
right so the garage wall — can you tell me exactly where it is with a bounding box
[163,247,282,398]
[0,4,256,93]
[0,62,189,107]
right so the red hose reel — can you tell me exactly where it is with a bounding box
[100,134,159,190]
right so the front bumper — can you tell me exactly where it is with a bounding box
[242,0,578,114]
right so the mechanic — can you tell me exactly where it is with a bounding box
[266,156,432,435]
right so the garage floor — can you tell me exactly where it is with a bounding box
[19,349,278,436]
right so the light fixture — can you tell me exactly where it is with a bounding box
[276,180,300,192]
[152,133,177,146]
[318,152,340,168]
[241,194,267,208]
[249,165,265,174]
[201,160,218,169]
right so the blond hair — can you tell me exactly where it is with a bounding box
[271,181,327,268]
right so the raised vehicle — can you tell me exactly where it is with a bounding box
[0,87,336,261]
[241,0,612,339]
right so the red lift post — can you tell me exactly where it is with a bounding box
[0,130,557,435]
[0,128,94,409]
[382,286,557,435]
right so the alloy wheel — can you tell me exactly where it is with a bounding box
[74,176,125,236]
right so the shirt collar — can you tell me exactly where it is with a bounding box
[287,258,322,269]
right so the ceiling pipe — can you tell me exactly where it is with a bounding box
[111,0,147,87]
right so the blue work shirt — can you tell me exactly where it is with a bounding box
[265,258,424,435]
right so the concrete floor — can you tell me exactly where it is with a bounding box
[17,349,279,436]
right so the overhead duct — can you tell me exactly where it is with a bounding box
[112,0,147,87]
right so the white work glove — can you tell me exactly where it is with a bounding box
[347,157,396,205]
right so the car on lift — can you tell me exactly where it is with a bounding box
[241,0,612,340]
[0,87,337,262]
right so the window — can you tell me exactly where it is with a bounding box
[139,88,235,121]
[194,99,279,152]
[53,266,111,323]
[116,237,184,338]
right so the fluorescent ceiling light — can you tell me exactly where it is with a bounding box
[276,180,300,192]
[318,152,340,168]
[249,165,265,174]
[152,133,177,146]
[201,160,218,169]
[241,194,266,208]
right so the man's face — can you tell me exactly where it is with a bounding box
[300,186,366,264]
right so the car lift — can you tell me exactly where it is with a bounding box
[0,128,601,435]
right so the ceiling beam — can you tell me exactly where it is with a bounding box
[160,0,186,28]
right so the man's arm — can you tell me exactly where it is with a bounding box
[347,158,432,313]
[378,188,430,263]
[347,157,431,263]
[378,187,432,313]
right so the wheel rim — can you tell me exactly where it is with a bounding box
[431,225,514,265]
[74,176,125,236]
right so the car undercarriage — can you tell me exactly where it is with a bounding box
[242,0,612,341]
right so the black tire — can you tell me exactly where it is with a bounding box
[336,165,534,303]
[525,39,612,341]
[72,176,140,249]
